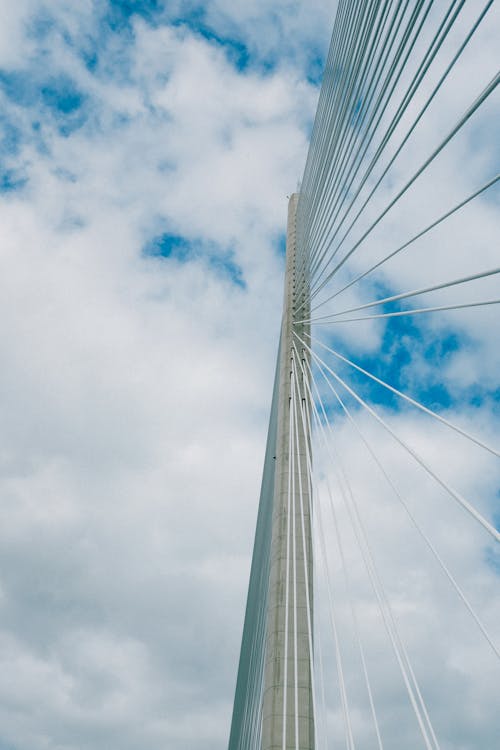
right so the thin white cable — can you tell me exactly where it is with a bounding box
[305,370,438,750]
[315,458,356,750]
[296,332,500,544]
[339,440,441,750]
[304,353,441,743]
[311,267,500,317]
[300,376,328,750]
[307,335,500,459]
[303,379,329,750]
[301,361,385,750]
[291,354,320,750]
[306,69,500,304]
[294,299,500,326]
[315,598,330,750]
[294,347,385,750]
[307,172,500,307]
[298,357,356,750]
[282,361,294,750]
[299,299,500,324]
[291,356,299,750]
[318,367,500,660]
[294,353,356,750]
[330,479,385,750]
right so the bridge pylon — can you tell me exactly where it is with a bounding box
[227,194,313,750]
[261,193,314,750]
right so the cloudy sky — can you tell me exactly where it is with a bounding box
[0,1,498,749]
[0,2,330,748]
[296,1,500,746]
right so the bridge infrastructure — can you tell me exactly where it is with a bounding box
[228,1,500,748]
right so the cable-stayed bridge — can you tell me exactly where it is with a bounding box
[228,1,500,748]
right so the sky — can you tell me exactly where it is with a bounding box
[296,2,500,746]
[0,1,499,749]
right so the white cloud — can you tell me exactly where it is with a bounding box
[0,1,498,749]
[0,2,323,747]
[312,406,500,749]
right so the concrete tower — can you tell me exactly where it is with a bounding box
[261,194,314,750]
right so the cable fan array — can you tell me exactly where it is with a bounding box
[229,0,500,748]
[292,0,500,746]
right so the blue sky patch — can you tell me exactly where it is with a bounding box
[423,331,461,361]
[0,118,22,157]
[317,296,500,424]
[41,77,85,114]
[174,17,251,72]
[0,70,87,137]
[306,53,327,85]
[80,47,99,73]
[101,1,325,76]
[143,232,246,289]
[39,75,88,136]
[209,254,246,288]
[277,232,287,257]
[319,294,462,414]
[461,384,500,413]
[105,0,163,32]
[26,8,54,42]
[0,70,36,107]
[144,233,191,261]
[0,169,28,193]
[318,264,484,414]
